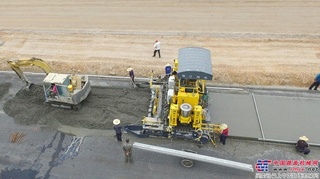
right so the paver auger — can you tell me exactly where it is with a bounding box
[7,57,91,109]
[125,47,226,146]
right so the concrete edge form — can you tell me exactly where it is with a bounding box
[258,138,320,147]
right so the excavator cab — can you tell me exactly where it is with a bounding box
[42,73,91,109]
[43,73,71,100]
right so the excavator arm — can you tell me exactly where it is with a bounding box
[7,57,54,88]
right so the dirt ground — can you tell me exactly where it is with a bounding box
[0,83,10,100]
[0,0,319,87]
[3,84,150,130]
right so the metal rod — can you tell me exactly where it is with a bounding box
[133,142,254,172]
[251,93,265,140]
[253,94,320,101]
[207,86,243,91]
[156,87,162,117]
[258,138,320,147]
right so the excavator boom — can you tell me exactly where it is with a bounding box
[7,57,53,88]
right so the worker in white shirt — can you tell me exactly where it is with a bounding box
[152,40,161,58]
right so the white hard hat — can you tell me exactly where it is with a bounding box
[219,123,228,130]
[113,119,121,125]
[299,136,309,141]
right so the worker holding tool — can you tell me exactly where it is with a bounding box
[295,136,310,155]
[113,119,122,142]
[127,67,135,83]
[309,73,320,90]
[219,123,228,145]
[123,139,133,163]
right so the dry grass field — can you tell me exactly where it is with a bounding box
[0,0,319,87]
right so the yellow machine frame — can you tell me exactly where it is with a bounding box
[140,47,220,146]
[168,59,209,129]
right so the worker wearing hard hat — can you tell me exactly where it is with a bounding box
[295,136,310,155]
[113,119,123,142]
[127,67,135,83]
[219,123,229,145]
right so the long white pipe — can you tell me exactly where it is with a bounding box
[133,142,254,172]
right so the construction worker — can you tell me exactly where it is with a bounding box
[50,83,58,98]
[152,40,161,58]
[309,73,320,90]
[123,139,133,163]
[113,119,122,142]
[295,136,310,155]
[219,123,228,145]
[172,59,178,76]
[127,67,135,83]
[165,63,172,76]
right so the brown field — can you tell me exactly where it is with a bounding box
[1,0,320,87]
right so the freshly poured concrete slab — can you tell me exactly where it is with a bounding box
[209,92,262,139]
[254,95,320,145]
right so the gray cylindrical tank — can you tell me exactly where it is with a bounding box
[180,103,192,117]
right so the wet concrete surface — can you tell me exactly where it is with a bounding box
[1,168,38,179]
[0,72,319,179]
[210,88,320,146]
[255,95,320,143]
[210,92,262,139]
[3,75,150,130]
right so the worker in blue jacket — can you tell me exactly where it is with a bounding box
[165,63,172,76]
[309,73,320,90]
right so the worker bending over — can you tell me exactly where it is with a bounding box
[127,67,135,83]
[296,136,310,155]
